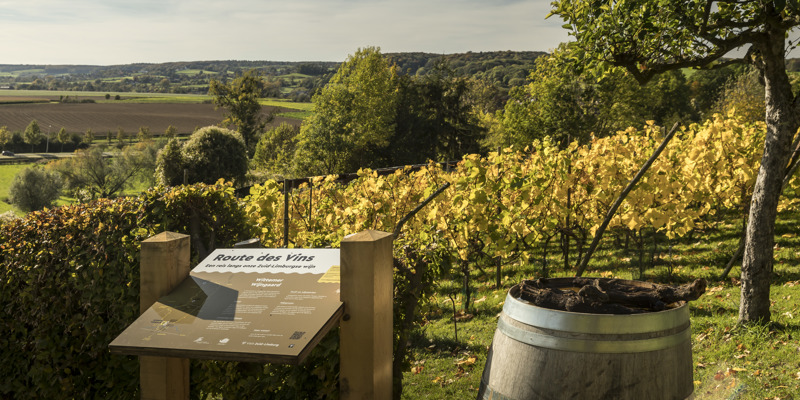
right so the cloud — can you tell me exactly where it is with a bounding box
[0,0,567,64]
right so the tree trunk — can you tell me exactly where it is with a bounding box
[739,30,799,324]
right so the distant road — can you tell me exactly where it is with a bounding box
[0,152,76,165]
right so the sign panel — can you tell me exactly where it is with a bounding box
[110,248,342,365]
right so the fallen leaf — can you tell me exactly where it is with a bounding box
[473,296,487,304]
[696,333,708,342]
[456,356,477,366]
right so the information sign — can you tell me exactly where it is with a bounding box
[110,248,342,365]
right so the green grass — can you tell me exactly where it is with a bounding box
[0,163,26,215]
[259,98,314,111]
[176,69,220,76]
[0,89,314,113]
[113,95,212,104]
[399,211,800,399]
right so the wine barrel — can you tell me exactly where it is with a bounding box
[478,278,693,400]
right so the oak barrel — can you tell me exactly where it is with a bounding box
[478,278,693,400]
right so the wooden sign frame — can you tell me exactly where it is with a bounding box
[110,247,343,365]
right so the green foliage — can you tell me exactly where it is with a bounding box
[391,61,485,164]
[208,69,271,151]
[50,146,151,200]
[711,68,766,124]
[164,124,178,139]
[83,128,94,145]
[155,126,248,186]
[0,182,255,400]
[155,137,185,186]
[686,64,748,119]
[7,166,63,212]
[550,0,800,324]
[137,126,151,141]
[294,47,399,175]
[0,126,10,150]
[191,330,339,400]
[252,122,300,177]
[488,48,695,149]
[23,119,42,151]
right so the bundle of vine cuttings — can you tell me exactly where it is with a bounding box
[516,277,707,314]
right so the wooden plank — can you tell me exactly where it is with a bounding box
[339,230,393,400]
[139,232,191,400]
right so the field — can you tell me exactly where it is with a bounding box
[0,91,304,135]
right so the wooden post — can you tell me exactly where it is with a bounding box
[139,232,191,400]
[339,230,393,400]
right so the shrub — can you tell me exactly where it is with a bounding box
[0,182,256,399]
[155,126,248,186]
[252,122,300,176]
[8,166,63,212]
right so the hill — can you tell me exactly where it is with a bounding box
[0,51,545,100]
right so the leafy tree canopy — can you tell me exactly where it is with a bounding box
[294,47,399,176]
[208,69,273,152]
[8,166,63,212]
[550,0,800,323]
[156,126,248,186]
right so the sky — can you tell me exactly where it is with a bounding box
[0,0,570,65]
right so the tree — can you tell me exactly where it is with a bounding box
[294,47,398,175]
[712,68,766,124]
[252,122,300,176]
[0,126,11,151]
[116,127,126,147]
[487,47,695,149]
[50,146,149,200]
[57,127,69,152]
[8,167,63,212]
[391,61,485,163]
[155,138,185,186]
[164,125,178,140]
[24,120,42,152]
[551,0,800,323]
[155,126,248,186]
[137,126,151,142]
[83,129,94,146]
[208,69,272,152]
[687,64,748,119]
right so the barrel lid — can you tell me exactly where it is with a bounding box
[504,280,690,335]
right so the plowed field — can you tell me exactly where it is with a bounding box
[0,102,298,135]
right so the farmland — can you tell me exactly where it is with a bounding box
[0,91,302,136]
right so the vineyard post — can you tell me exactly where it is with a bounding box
[283,179,289,247]
[139,231,191,400]
[575,122,680,277]
[339,230,393,400]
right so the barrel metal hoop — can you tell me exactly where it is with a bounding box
[497,315,691,353]
[503,290,689,334]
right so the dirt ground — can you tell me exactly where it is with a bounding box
[0,102,299,135]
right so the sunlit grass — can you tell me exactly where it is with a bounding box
[400,210,800,399]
